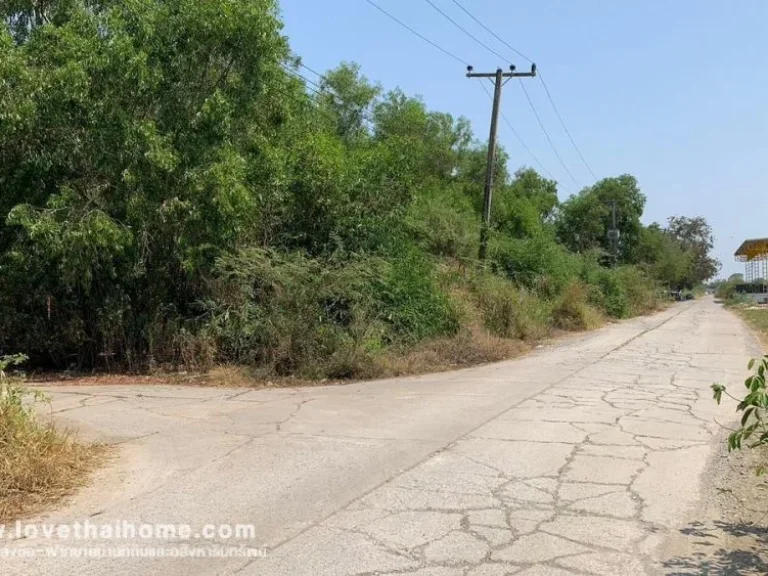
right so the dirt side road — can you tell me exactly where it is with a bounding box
[1,298,761,575]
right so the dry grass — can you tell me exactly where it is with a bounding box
[736,308,768,349]
[0,382,105,522]
[373,328,529,377]
[194,328,529,387]
[28,372,190,386]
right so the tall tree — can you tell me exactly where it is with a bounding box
[0,0,294,364]
[373,89,472,183]
[636,224,692,289]
[556,175,646,262]
[316,62,380,144]
[666,216,721,283]
[493,168,559,238]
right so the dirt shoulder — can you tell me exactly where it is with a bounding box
[735,307,768,349]
[659,434,768,575]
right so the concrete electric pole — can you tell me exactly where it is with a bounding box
[467,64,537,260]
[607,200,620,267]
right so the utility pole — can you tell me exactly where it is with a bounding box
[467,64,537,260]
[607,200,620,267]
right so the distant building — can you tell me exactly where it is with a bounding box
[734,238,768,304]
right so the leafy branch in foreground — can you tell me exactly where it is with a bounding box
[0,353,32,408]
[1,352,49,439]
[713,356,768,463]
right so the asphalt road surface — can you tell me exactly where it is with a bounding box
[3,298,759,575]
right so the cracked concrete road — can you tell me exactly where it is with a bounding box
[3,298,760,575]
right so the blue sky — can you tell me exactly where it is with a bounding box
[278,0,768,277]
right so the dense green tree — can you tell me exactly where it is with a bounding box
[0,0,294,364]
[455,144,510,214]
[373,89,473,184]
[635,224,692,289]
[493,168,559,238]
[556,175,646,262]
[315,62,380,143]
[507,168,559,221]
[666,216,721,283]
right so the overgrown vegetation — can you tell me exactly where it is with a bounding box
[0,354,102,520]
[0,0,720,380]
[712,274,766,307]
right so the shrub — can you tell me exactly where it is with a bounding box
[595,270,630,318]
[371,249,460,342]
[468,272,550,340]
[686,285,706,299]
[725,292,751,308]
[206,248,457,378]
[552,282,603,331]
[489,234,581,298]
[577,259,658,319]
[406,185,478,260]
[715,281,737,301]
[208,249,377,378]
[614,266,659,315]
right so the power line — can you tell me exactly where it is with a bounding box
[449,0,533,63]
[421,1,580,188]
[422,0,507,62]
[297,62,326,81]
[364,0,467,65]
[519,80,579,188]
[447,0,597,182]
[291,63,381,129]
[282,65,324,93]
[281,65,377,129]
[538,73,598,180]
[478,82,569,192]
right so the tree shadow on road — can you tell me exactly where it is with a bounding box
[662,520,768,575]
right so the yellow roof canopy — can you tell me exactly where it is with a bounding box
[735,238,768,261]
